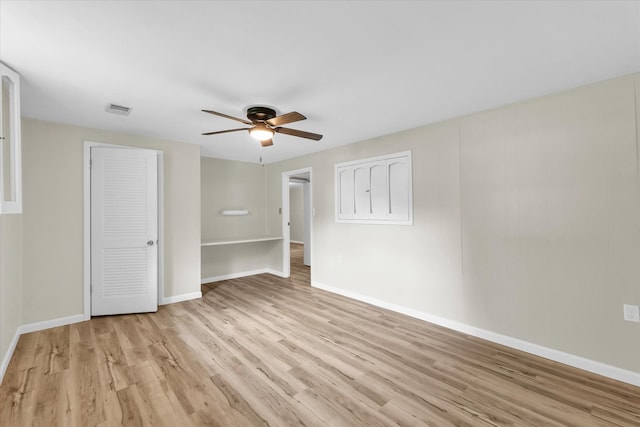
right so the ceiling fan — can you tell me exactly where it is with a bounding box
[201,106,323,147]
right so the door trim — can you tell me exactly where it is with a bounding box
[281,167,312,280]
[82,141,164,320]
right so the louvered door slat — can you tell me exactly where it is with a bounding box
[91,147,158,316]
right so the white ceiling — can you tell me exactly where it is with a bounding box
[2,1,639,164]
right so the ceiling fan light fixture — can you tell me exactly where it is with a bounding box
[249,124,274,141]
[201,106,323,144]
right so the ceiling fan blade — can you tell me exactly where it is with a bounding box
[266,111,306,126]
[275,127,323,141]
[202,128,250,136]
[260,138,274,147]
[202,109,253,125]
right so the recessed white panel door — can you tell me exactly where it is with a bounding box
[91,147,158,316]
[338,168,354,219]
[369,162,387,219]
[389,159,409,220]
[353,166,370,219]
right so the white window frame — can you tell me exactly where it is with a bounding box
[0,63,22,214]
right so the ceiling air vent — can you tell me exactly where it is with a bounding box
[105,103,132,116]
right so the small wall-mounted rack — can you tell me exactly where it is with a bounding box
[221,209,249,216]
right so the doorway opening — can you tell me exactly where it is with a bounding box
[281,168,312,284]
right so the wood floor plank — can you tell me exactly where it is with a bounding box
[0,366,37,426]
[209,373,271,427]
[1,243,639,426]
[380,399,451,427]
[67,326,102,427]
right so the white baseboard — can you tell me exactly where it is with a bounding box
[202,269,270,284]
[1,314,85,385]
[290,240,304,245]
[1,290,203,384]
[161,291,202,305]
[19,314,85,335]
[1,291,208,384]
[265,269,287,278]
[312,281,640,388]
[202,269,287,283]
[0,329,21,385]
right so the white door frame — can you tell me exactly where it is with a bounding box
[83,141,164,320]
[281,167,312,279]
[302,180,311,266]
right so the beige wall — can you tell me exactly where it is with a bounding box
[265,73,640,374]
[201,157,271,279]
[0,214,22,364]
[201,157,266,241]
[289,183,304,242]
[21,119,201,324]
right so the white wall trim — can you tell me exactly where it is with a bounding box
[160,292,202,305]
[312,280,640,388]
[290,240,304,245]
[202,269,270,283]
[18,314,85,335]
[265,268,287,278]
[202,268,286,284]
[1,313,85,384]
[0,329,21,384]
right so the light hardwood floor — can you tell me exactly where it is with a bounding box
[1,243,639,426]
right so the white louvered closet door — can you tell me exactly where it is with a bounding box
[91,147,158,316]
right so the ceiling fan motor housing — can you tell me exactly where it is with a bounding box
[247,106,277,122]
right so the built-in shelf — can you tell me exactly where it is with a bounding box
[201,236,283,247]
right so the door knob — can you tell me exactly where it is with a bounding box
[147,240,155,246]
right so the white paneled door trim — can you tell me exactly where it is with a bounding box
[83,141,164,320]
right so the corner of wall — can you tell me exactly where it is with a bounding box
[0,213,23,385]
